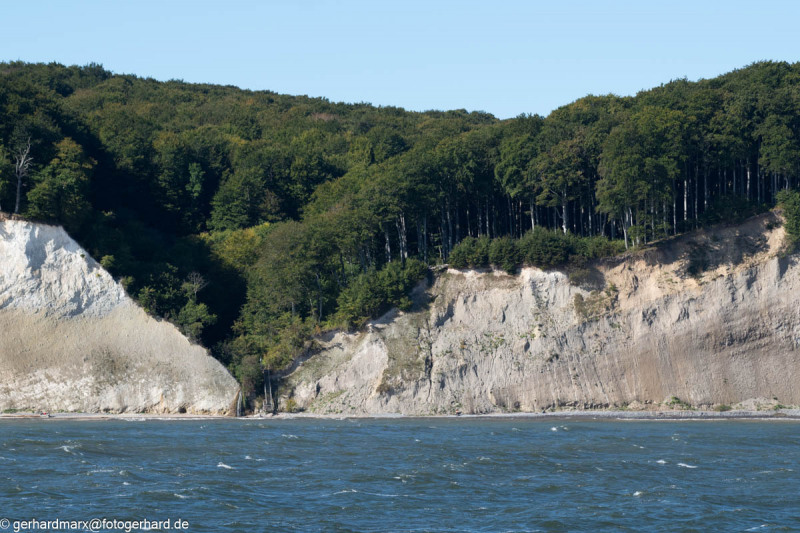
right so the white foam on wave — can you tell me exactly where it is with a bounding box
[677,463,698,469]
[550,427,558,432]
[334,489,358,495]
[217,462,233,469]
[633,491,643,497]
[281,434,299,439]
[656,460,667,464]
[363,491,400,497]
[173,493,188,499]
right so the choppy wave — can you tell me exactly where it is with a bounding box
[0,419,798,531]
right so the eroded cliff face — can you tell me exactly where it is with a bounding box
[0,218,239,414]
[281,213,800,415]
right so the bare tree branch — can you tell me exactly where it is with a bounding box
[186,271,209,300]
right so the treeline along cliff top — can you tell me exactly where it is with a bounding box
[1,60,800,402]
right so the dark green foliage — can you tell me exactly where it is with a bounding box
[572,235,627,260]
[488,236,520,273]
[700,194,765,226]
[333,259,428,329]
[177,298,217,342]
[777,189,800,242]
[449,236,490,268]
[232,353,264,398]
[26,138,93,232]
[518,229,572,268]
[450,230,624,272]
[4,60,800,403]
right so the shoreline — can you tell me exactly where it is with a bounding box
[2,408,800,421]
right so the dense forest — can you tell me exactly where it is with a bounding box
[1,61,799,406]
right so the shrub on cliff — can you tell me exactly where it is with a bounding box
[518,228,571,268]
[450,230,624,272]
[573,234,626,260]
[449,236,491,269]
[488,236,520,273]
[333,259,428,329]
[777,189,800,246]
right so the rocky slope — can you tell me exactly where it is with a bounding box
[281,212,800,415]
[0,217,239,414]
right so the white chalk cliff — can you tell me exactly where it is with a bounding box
[281,213,800,415]
[0,217,239,414]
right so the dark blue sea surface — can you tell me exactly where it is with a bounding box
[1,418,799,532]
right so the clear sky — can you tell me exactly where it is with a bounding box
[3,0,800,119]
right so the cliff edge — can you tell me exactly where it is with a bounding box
[0,218,239,414]
[281,212,800,415]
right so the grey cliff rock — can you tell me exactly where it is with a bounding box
[281,213,800,415]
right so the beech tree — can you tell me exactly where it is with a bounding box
[27,138,93,230]
[597,107,686,246]
[533,138,586,235]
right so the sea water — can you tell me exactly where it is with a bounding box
[1,418,798,532]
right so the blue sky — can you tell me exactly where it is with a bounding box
[3,0,800,118]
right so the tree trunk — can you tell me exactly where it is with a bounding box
[14,140,32,215]
[490,198,497,237]
[622,207,631,250]
[422,214,428,264]
[446,199,453,254]
[384,226,392,263]
[529,198,534,232]
[440,208,447,260]
[454,199,460,243]
[314,272,323,322]
[396,214,407,267]
[746,159,751,200]
[683,177,688,222]
[416,221,423,259]
[507,195,513,236]
[672,180,677,235]
[693,165,698,224]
